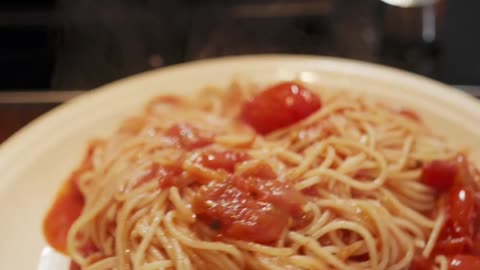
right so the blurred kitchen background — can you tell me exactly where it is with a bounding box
[1,0,479,90]
[1,0,480,141]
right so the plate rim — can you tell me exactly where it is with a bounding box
[2,54,480,192]
[2,54,479,154]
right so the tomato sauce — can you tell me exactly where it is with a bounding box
[43,173,85,254]
[43,142,101,254]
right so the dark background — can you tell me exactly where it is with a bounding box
[1,0,479,91]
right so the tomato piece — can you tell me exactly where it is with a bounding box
[291,211,314,230]
[450,185,475,237]
[165,123,213,150]
[232,176,306,217]
[135,162,186,189]
[433,237,473,256]
[448,255,480,269]
[409,256,435,270]
[421,160,459,191]
[193,169,307,244]
[434,184,476,256]
[241,82,322,134]
[197,150,250,172]
[472,232,480,256]
[69,262,80,270]
[193,180,288,244]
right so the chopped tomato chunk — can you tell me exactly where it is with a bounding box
[433,237,473,256]
[421,160,459,191]
[196,150,250,172]
[434,185,476,256]
[429,155,480,259]
[449,185,476,237]
[193,179,289,244]
[165,123,213,150]
[448,255,480,269]
[69,262,80,270]
[472,232,480,256]
[232,176,306,217]
[193,169,307,244]
[241,82,322,134]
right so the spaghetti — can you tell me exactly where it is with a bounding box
[44,81,480,270]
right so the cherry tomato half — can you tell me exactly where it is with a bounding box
[421,160,458,191]
[241,82,322,134]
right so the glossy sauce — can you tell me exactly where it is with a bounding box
[43,174,84,254]
[43,142,100,254]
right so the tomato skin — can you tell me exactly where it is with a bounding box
[472,232,480,256]
[193,179,289,244]
[69,262,80,270]
[449,185,476,237]
[241,82,322,134]
[197,150,250,172]
[434,185,476,256]
[193,165,307,244]
[421,160,459,191]
[448,255,480,270]
[433,237,473,256]
[165,123,213,150]
[232,176,307,217]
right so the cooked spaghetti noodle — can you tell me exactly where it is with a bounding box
[44,81,480,270]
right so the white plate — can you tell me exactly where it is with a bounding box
[1,55,480,270]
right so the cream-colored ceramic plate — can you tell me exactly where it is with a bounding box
[1,55,480,270]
